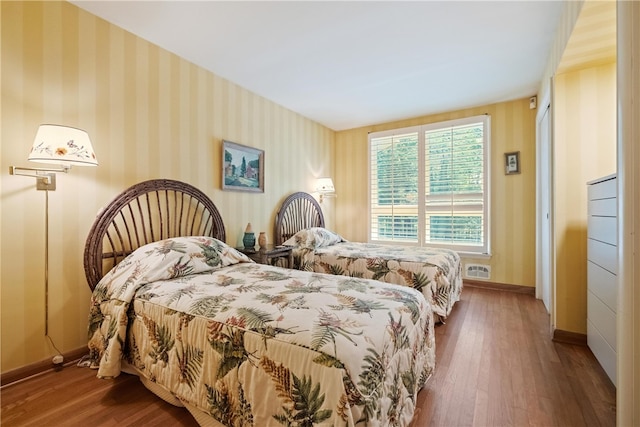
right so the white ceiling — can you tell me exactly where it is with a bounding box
[71,1,565,131]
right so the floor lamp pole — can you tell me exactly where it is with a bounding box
[42,179,62,360]
[44,188,49,336]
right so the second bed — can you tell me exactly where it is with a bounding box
[275,192,463,321]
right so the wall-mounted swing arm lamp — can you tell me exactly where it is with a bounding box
[9,125,98,359]
[9,124,97,190]
[315,177,336,203]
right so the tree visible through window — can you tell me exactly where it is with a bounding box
[369,115,490,254]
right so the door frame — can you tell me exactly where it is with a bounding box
[535,82,555,332]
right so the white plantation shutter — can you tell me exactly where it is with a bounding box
[369,130,420,242]
[369,115,490,254]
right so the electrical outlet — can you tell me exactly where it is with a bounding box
[52,355,64,365]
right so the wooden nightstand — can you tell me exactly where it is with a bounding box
[237,244,294,268]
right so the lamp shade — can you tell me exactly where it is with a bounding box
[28,124,98,166]
[315,177,335,193]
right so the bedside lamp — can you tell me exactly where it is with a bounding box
[315,177,336,203]
[9,124,98,359]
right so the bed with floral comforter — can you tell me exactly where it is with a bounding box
[88,236,435,426]
[283,228,463,322]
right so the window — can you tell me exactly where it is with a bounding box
[369,115,490,254]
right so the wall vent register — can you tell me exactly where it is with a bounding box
[465,263,491,279]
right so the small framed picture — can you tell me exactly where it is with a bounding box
[222,140,264,192]
[504,151,520,175]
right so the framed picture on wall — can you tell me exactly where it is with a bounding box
[504,151,520,175]
[222,140,264,192]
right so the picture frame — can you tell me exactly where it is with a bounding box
[222,140,264,192]
[504,151,520,175]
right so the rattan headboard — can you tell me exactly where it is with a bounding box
[274,192,324,245]
[83,179,226,290]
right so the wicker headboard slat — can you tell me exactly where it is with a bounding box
[180,193,189,236]
[128,202,143,249]
[274,192,325,245]
[155,191,164,241]
[110,215,128,265]
[84,179,226,290]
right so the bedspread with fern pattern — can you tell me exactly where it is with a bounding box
[88,236,435,426]
[291,241,463,322]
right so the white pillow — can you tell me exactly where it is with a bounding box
[282,227,345,249]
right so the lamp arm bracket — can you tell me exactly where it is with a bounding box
[9,165,70,177]
[9,166,66,191]
[319,192,337,203]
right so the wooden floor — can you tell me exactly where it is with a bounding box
[412,285,615,427]
[1,286,616,427]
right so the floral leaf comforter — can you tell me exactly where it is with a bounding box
[88,236,435,426]
[287,236,463,321]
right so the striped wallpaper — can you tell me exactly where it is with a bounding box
[553,62,616,334]
[538,0,584,99]
[1,1,334,372]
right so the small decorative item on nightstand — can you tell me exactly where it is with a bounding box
[258,231,267,249]
[243,223,256,250]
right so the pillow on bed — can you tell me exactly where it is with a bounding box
[283,227,345,249]
[97,236,252,293]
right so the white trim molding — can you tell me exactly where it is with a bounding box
[617,1,640,424]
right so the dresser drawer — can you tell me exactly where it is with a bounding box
[588,197,617,217]
[587,216,617,245]
[587,261,617,311]
[587,320,617,387]
[588,290,617,350]
[588,238,617,274]
[588,176,617,200]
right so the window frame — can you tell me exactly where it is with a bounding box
[368,114,491,255]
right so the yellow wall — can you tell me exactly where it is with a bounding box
[334,99,537,288]
[0,1,334,372]
[538,0,584,100]
[553,62,616,334]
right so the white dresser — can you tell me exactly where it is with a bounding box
[587,174,617,386]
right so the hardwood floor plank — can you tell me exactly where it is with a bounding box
[472,387,489,426]
[2,286,615,427]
